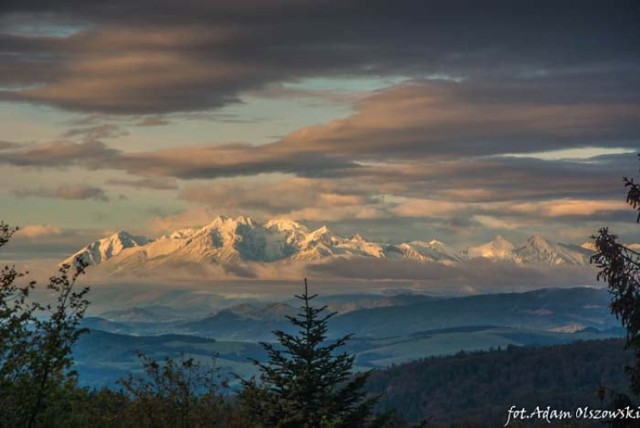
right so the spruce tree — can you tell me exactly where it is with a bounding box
[239,279,379,427]
[592,155,640,414]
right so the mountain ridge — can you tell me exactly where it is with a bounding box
[62,216,594,273]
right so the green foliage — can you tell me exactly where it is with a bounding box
[366,339,632,426]
[118,353,236,427]
[239,279,380,428]
[592,156,640,396]
[0,223,37,387]
[0,222,90,427]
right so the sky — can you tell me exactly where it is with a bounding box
[1,0,640,263]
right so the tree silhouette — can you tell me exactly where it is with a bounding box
[592,155,640,412]
[0,222,90,427]
[118,352,234,427]
[239,279,380,427]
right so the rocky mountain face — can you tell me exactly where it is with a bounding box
[62,216,593,272]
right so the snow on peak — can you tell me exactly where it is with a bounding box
[62,230,148,266]
[526,234,551,247]
[514,235,590,266]
[207,215,229,227]
[234,215,255,226]
[265,218,308,233]
[167,228,198,240]
[406,240,462,263]
[314,225,331,235]
[466,236,514,260]
[581,241,597,251]
[58,215,594,272]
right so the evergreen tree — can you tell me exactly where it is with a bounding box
[592,155,640,415]
[239,279,379,427]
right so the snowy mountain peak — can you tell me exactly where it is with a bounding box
[514,235,590,266]
[466,235,515,260]
[526,234,551,247]
[167,228,198,240]
[314,225,331,235]
[206,215,229,227]
[406,240,462,263]
[205,215,255,229]
[60,216,595,273]
[299,225,340,250]
[62,230,148,266]
[265,218,309,233]
[234,215,256,226]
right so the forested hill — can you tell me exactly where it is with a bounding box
[365,339,633,426]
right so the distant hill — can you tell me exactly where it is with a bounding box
[80,287,619,342]
[73,329,264,388]
[73,323,623,389]
[332,287,617,337]
[366,339,633,426]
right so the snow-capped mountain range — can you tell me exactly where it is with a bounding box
[62,215,594,272]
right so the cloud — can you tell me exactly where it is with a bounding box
[2,226,115,262]
[0,140,118,167]
[0,1,638,114]
[14,184,109,201]
[134,117,171,127]
[61,123,128,141]
[3,79,636,183]
[275,81,640,160]
[306,257,598,293]
[55,184,108,201]
[144,207,220,235]
[110,143,357,179]
[14,224,63,238]
[0,141,20,150]
[179,177,381,218]
[106,177,178,190]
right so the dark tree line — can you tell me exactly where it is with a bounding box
[365,339,632,426]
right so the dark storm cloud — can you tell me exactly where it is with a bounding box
[0,0,637,114]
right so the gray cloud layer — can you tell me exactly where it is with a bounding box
[2,0,639,249]
[1,0,638,114]
[1,79,637,178]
